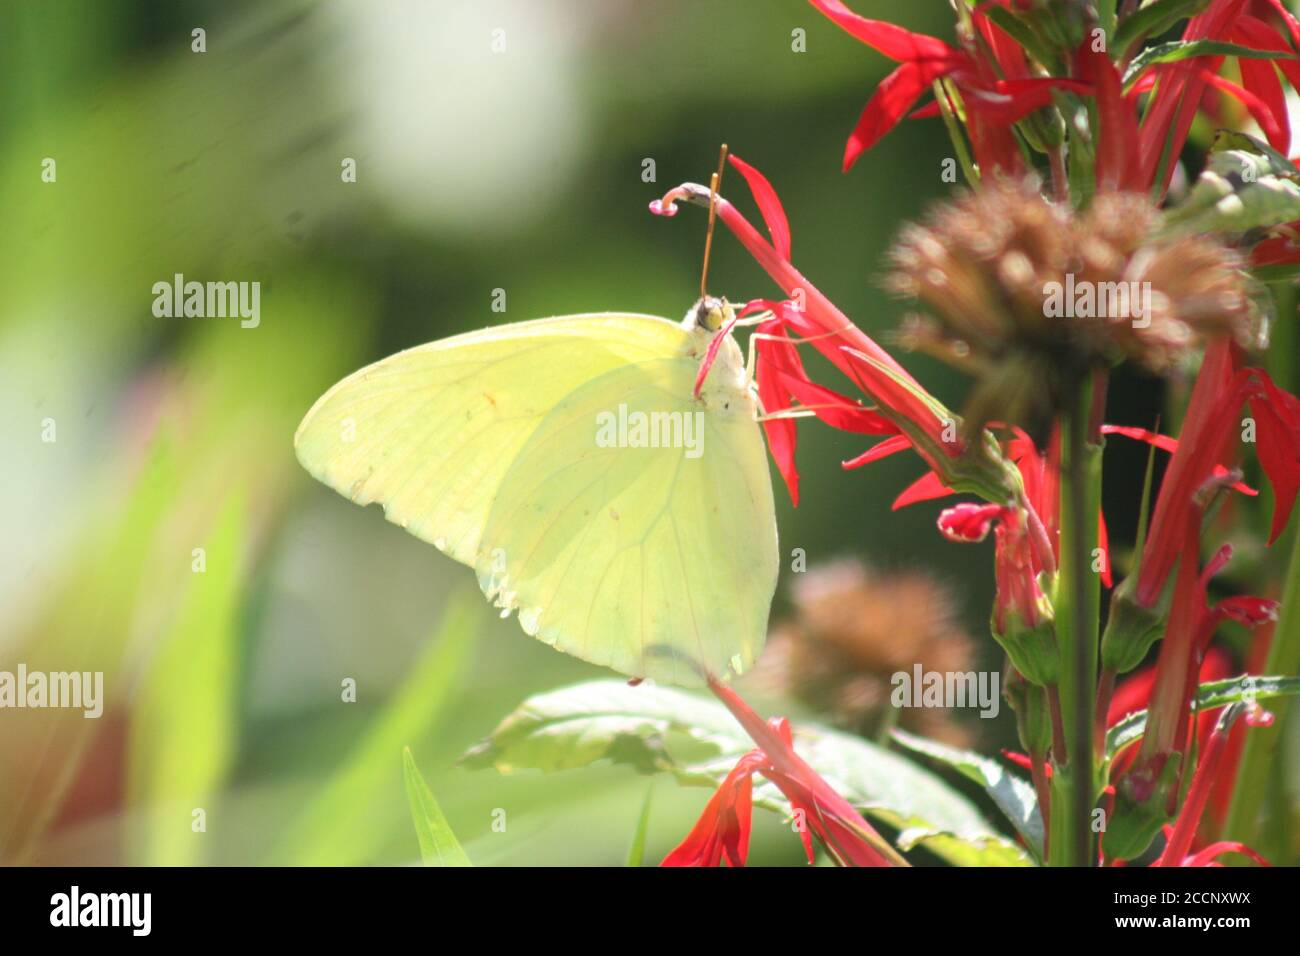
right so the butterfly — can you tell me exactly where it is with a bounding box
[294,295,779,687]
[295,148,781,687]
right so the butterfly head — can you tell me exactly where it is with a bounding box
[686,295,735,334]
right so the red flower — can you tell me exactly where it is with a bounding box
[1132,340,1300,611]
[808,0,1088,174]
[663,678,904,867]
[652,154,1019,507]
[1152,701,1273,867]
[1136,0,1300,196]
[1125,542,1278,812]
[662,751,761,867]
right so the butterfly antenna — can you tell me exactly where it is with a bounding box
[700,143,728,299]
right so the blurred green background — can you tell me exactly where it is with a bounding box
[1,0,1293,866]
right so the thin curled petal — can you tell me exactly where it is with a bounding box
[728,154,792,261]
[808,0,957,61]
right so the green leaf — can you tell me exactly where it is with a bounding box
[626,783,654,867]
[269,595,478,865]
[402,748,472,866]
[1114,0,1213,57]
[891,729,1044,861]
[465,680,1032,866]
[127,491,246,866]
[1105,675,1300,764]
[1160,149,1300,237]
[1123,40,1295,88]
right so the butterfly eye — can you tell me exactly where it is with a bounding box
[698,295,734,333]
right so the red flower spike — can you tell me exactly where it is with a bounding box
[1134,340,1239,608]
[651,175,916,385]
[662,752,762,867]
[652,155,1020,507]
[704,677,905,866]
[1138,0,1252,196]
[1154,702,1271,867]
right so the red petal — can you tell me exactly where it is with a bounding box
[908,98,942,120]
[1201,70,1288,152]
[1250,371,1300,542]
[1098,509,1114,588]
[1138,0,1252,195]
[843,434,911,470]
[1233,17,1295,152]
[1102,424,1257,496]
[808,0,957,61]
[844,59,954,171]
[938,502,1006,543]
[662,756,760,867]
[1001,750,1034,773]
[693,314,742,398]
[1266,0,1300,51]
[773,367,896,434]
[755,338,802,506]
[728,154,792,262]
[972,2,1030,79]
[1076,39,1142,191]
[957,76,1092,124]
[1216,596,1281,627]
[1252,230,1300,266]
[892,470,954,510]
[1182,841,1271,867]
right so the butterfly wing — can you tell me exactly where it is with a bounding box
[294,313,778,685]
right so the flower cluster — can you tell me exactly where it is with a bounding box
[650,0,1300,867]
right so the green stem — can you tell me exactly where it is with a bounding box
[1049,378,1103,866]
[934,80,979,187]
[1222,528,1300,851]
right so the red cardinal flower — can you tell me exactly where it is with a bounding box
[651,154,1020,507]
[1136,0,1300,196]
[663,678,904,867]
[808,0,1088,174]
[1123,542,1278,818]
[1132,340,1300,613]
[1152,701,1273,867]
[661,751,762,867]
